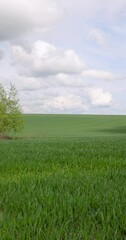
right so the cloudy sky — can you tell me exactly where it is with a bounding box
[0,0,126,114]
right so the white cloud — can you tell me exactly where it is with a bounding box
[0,0,125,114]
[88,28,106,47]
[61,0,126,21]
[14,76,42,91]
[20,91,88,113]
[0,50,4,60]
[0,49,4,60]
[82,69,114,80]
[0,0,62,41]
[56,73,86,87]
[43,94,88,113]
[1,0,125,43]
[88,87,112,106]
[11,41,86,76]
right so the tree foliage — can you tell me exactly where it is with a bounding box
[0,83,23,135]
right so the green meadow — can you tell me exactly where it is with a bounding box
[20,114,126,138]
[0,114,126,239]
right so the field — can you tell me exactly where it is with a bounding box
[19,114,126,138]
[0,114,126,239]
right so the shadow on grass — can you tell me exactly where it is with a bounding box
[99,126,126,134]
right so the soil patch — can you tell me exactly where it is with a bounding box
[0,135,13,140]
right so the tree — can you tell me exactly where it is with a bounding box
[0,83,23,136]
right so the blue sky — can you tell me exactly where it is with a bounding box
[0,0,126,114]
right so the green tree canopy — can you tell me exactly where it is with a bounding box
[0,83,23,136]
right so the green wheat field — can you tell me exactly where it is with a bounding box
[0,114,126,239]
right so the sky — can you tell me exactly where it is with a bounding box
[0,0,126,114]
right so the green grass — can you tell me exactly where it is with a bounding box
[17,114,126,138]
[0,115,126,239]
